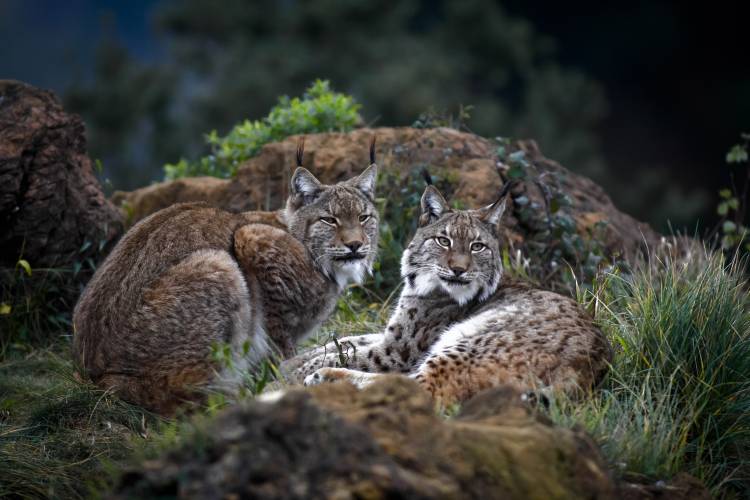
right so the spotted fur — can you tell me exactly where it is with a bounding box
[292,185,612,408]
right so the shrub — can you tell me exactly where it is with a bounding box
[552,249,750,496]
[715,133,750,251]
[164,80,362,180]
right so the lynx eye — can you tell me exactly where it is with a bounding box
[359,214,371,223]
[471,242,486,253]
[320,217,337,226]
[436,236,451,248]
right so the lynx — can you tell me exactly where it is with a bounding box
[290,184,612,407]
[73,139,379,414]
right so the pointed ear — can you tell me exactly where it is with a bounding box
[419,185,450,226]
[350,164,378,200]
[290,167,323,203]
[478,196,507,230]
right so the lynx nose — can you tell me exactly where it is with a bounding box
[345,241,363,253]
[450,264,468,276]
[448,254,470,276]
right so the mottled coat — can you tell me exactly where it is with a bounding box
[293,186,612,407]
[73,153,379,414]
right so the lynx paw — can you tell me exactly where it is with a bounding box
[303,367,349,386]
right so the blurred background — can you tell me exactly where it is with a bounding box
[2,0,748,232]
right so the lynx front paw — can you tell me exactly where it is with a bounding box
[303,367,349,386]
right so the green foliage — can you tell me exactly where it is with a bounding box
[164,80,362,180]
[726,142,749,164]
[716,133,750,251]
[496,139,610,293]
[209,339,282,400]
[552,250,750,496]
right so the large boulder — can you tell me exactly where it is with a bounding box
[114,377,617,499]
[0,80,122,268]
[114,127,660,262]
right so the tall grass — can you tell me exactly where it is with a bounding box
[552,249,750,496]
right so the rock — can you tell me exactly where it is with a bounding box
[110,176,231,225]
[0,80,122,268]
[113,377,617,499]
[114,127,660,261]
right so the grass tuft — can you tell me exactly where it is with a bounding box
[552,248,750,496]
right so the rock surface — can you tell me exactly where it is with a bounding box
[0,80,122,268]
[114,377,617,499]
[113,127,661,261]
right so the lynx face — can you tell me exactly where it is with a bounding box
[285,165,379,288]
[401,186,506,305]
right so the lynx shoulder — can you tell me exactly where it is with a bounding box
[294,184,612,407]
[73,139,379,414]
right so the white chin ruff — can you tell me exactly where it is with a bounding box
[410,271,438,296]
[440,280,480,306]
[333,260,368,288]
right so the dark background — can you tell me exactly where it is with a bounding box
[2,0,748,232]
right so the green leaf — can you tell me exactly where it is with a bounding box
[0,303,11,315]
[723,221,737,233]
[507,164,526,180]
[550,198,561,214]
[728,197,740,210]
[719,188,732,199]
[717,202,729,216]
[726,144,748,164]
[16,259,32,276]
[509,150,525,161]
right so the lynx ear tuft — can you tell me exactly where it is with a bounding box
[419,185,450,226]
[296,137,305,167]
[291,167,322,203]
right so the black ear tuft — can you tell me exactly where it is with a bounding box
[369,135,376,165]
[296,137,305,167]
[421,168,433,186]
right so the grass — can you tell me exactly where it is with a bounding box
[0,266,79,356]
[551,249,750,496]
[0,347,162,499]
